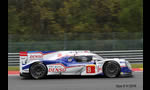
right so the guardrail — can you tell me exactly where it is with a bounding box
[8,53,20,66]
[8,50,143,66]
[92,50,143,63]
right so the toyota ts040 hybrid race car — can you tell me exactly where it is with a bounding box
[20,50,132,79]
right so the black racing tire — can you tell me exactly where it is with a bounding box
[29,63,47,79]
[103,61,120,78]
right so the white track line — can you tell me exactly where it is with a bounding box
[133,71,143,72]
[8,74,19,76]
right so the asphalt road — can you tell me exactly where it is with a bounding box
[8,72,143,90]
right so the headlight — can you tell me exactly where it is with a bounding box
[125,61,132,70]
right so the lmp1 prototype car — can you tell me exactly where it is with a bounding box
[20,50,132,79]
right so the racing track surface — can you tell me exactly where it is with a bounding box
[8,72,143,90]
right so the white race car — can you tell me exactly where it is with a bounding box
[20,50,132,79]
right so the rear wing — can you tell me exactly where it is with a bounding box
[20,51,28,64]
[20,52,28,73]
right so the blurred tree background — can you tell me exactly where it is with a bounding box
[8,0,143,52]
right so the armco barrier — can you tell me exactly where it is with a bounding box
[8,50,143,66]
[8,53,19,66]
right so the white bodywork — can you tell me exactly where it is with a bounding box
[20,50,130,76]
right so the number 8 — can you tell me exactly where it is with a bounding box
[88,67,91,72]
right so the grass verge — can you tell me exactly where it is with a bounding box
[8,66,19,71]
[8,64,143,71]
[131,64,143,68]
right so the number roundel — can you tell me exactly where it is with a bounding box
[86,65,95,73]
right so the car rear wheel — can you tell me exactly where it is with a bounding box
[103,61,120,78]
[30,63,47,79]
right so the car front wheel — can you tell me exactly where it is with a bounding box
[103,61,120,78]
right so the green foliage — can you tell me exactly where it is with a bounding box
[8,0,143,40]
[8,6,21,34]
[119,0,143,32]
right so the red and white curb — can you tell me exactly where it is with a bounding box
[8,71,19,75]
[132,68,143,72]
[8,68,143,75]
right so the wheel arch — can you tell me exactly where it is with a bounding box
[102,60,121,69]
[29,60,47,69]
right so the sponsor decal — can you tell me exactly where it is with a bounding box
[57,53,62,57]
[29,55,43,60]
[97,66,102,72]
[86,65,95,73]
[28,53,43,60]
[84,51,90,53]
[48,65,66,72]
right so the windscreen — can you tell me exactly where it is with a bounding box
[74,56,92,62]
